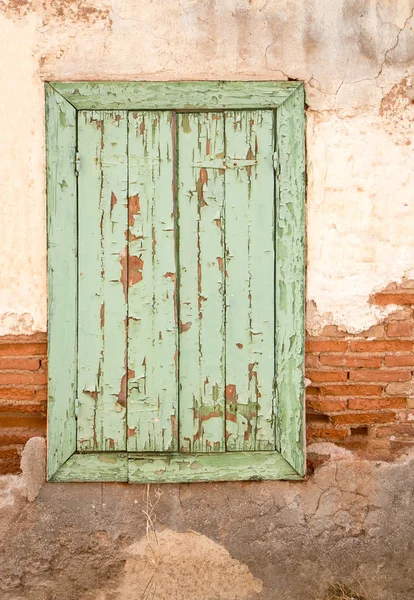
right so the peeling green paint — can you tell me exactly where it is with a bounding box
[47,82,305,482]
[127,111,178,452]
[178,112,226,453]
[77,110,128,451]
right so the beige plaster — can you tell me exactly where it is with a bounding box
[0,0,413,335]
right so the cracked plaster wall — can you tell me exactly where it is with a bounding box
[0,0,413,335]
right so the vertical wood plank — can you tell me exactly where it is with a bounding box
[178,113,226,453]
[225,110,276,451]
[46,84,77,477]
[275,87,306,475]
[77,110,128,451]
[127,112,178,452]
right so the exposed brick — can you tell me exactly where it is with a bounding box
[306,387,319,396]
[349,340,412,352]
[320,355,382,368]
[307,427,349,441]
[387,321,413,337]
[306,340,348,353]
[407,399,414,409]
[349,370,411,382]
[0,343,47,357]
[0,400,46,414]
[305,354,319,368]
[363,324,385,338]
[386,382,414,396]
[0,358,41,371]
[376,423,414,438]
[319,384,382,397]
[0,428,45,446]
[331,412,396,425]
[348,397,406,410]
[0,388,35,400]
[373,292,414,306]
[35,389,48,401]
[0,453,20,475]
[306,370,348,383]
[307,398,347,412]
[0,372,47,385]
[384,354,414,367]
[0,415,46,429]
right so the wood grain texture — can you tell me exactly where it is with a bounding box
[178,113,226,453]
[127,112,178,452]
[77,111,128,451]
[52,453,128,482]
[46,84,78,478]
[128,450,301,482]
[275,85,306,476]
[50,81,302,111]
[225,110,276,451]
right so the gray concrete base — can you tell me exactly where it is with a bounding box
[0,445,413,600]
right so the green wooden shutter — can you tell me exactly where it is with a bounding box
[47,81,305,483]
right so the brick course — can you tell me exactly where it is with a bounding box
[0,333,47,474]
[0,288,413,474]
[306,290,414,460]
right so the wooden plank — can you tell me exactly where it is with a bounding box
[52,453,128,482]
[128,451,301,483]
[127,112,178,452]
[46,84,78,479]
[178,113,226,452]
[225,110,276,451]
[50,81,301,111]
[77,111,128,451]
[275,85,306,475]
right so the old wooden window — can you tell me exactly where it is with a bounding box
[46,82,305,482]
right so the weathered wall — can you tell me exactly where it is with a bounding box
[1,439,413,599]
[0,0,413,335]
[1,2,414,598]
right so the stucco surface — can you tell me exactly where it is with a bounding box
[0,0,413,335]
[0,445,413,599]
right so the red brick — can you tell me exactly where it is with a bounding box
[331,412,396,425]
[387,321,413,337]
[0,415,46,429]
[306,387,319,396]
[0,358,41,371]
[306,341,348,352]
[307,427,349,441]
[319,384,382,397]
[373,293,414,306]
[320,355,382,368]
[349,370,411,382]
[35,389,47,401]
[306,370,348,383]
[0,388,35,400]
[305,354,319,368]
[307,398,347,412]
[376,423,414,438]
[0,454,20,475]
[0,372,47,385]
[384,354,414,367]
[306,340,348,352]
[348,397,406,410]
[0,428,45,446]
[0,400,46,414]
[0,343,47,357]
[41,358,48,369]
[349,340,412,352]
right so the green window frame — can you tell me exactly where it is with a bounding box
[46,81,306,483]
